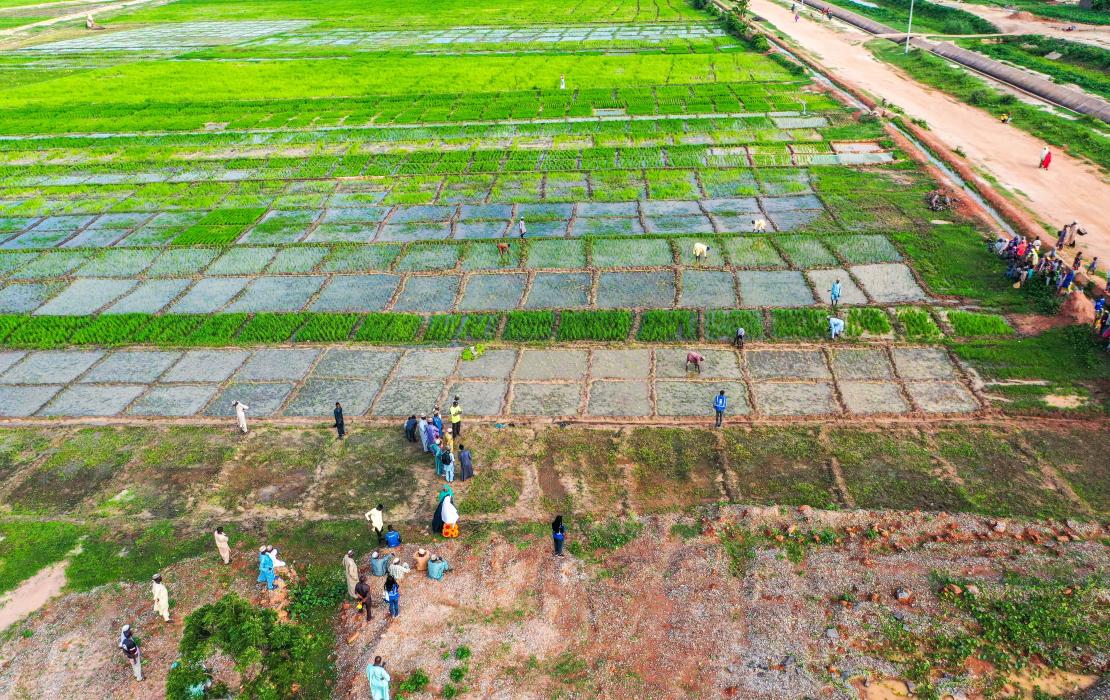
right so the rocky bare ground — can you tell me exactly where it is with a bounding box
[0,507,1104,699]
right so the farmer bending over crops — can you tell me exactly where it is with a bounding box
[752,218,767,232]
[686,351,704,373]
[692,242,710,264]
[828,316,845,340]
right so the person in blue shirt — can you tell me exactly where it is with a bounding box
[552,514,566,557]
[258,546,276,590]
[385,525,401,548]
[384,575,400,618]
[714,390,727,428]
[830,279,842,308]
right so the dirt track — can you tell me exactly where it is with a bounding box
[753,0,1110,269]
[928,0,1110,49]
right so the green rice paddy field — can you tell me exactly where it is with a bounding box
[0,0,1106,401]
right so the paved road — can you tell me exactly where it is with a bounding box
[0,342,981,420]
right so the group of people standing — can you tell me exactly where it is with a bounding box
[994,225,1093,294]
[404,397,474,484]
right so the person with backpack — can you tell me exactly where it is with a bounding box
[714,390,727,428]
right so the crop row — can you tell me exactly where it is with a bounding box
[0,307,1010,349]
[0,84,838,137]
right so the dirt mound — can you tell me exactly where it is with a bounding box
[1061,290,1096,324]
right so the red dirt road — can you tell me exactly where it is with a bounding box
[754,0,1110,265]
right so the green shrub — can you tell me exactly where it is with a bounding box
[355,313,422,343]
[947,311,1013,337]
[503,311,553,341]
[287,565,346,621]
[0,315,26,343]
[133,315,206,345]
[637,310,696,341]
[556,310,632,341]
[398,669,430,693]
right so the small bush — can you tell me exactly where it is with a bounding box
[296,313,359,342]
[846,308,892,337]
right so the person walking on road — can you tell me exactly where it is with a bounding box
[233,400,249,434]
[714,390,727,428]
[333,402,345,439]
[1039,147,1052,170]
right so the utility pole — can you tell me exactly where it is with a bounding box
[904,0,915,54]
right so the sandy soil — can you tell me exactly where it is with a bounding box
[0,562,67,633]
[753,0,1110,271]
[2,508,1103,699]
[928,0,1110,49]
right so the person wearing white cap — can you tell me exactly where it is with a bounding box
[151,574,170,622]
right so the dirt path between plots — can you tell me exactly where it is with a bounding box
[0,562,67,632]
[752,0,1110,265]
[927,0,1110,49]
[0,0,159,37]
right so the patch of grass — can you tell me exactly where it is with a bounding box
[897,307,943,340]
[947,310,1013,337]
[724,427,839,508]
[503,310,553,341]
[355,312,422,343]
[423,314,463,342]
[625,427,719,512]
[556,310,632,341]
[636,309,696,341]
[669,522,702,540]
[235,312,306,343]
[295,313,359,342]
[132,315,206,345]
[828,429,972,512]
[3,316,88,349]
[9,427,144,514]
[0,520,85,595]
[771,308,828,339]
[720,526,758,576]
[66,520,210,592]
[704,309,764,341]
[566,517,643,561]
[950,325,1110,383]
[185,313,248,346]
[68,313,150,346]
[461,313,500,341]
[846,307,892,337]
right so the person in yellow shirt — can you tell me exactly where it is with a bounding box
[449,396,462,439]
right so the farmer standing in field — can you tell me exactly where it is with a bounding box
[151,574,170,623]
[714,389,727,428]
[449,396,462,438]
[343,549,360,598]
[214,526,230,564]
[365,503,385,545]
[518,216,527,239]
[830,279,842,308]
[334,401,345,439]
[233,400,249,434]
